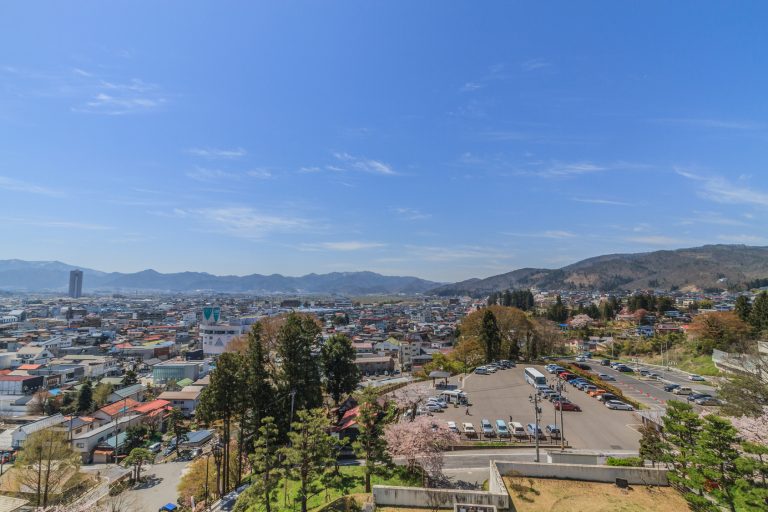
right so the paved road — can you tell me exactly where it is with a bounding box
[584,360,716,410]
[435,366,641,451]
[124,460,191,511]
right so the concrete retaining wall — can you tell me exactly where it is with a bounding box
[495,461,668,486]
[372,485,510,510]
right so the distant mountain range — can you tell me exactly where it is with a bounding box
[0,260,440,295]
[3,245,768,296]
[431,245,768,296]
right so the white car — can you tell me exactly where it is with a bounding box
[688,374,706,381]
[597,373,615,381]
[447,421,459,433]
[605,400,634,411]
[422,403,442,413]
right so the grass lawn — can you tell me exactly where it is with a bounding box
[504,477,687,512]
[638,347,720,377]
[239,465,421,512]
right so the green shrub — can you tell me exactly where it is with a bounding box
[606,456,644,467]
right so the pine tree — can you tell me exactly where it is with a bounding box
[281,408,338,512]
[277,313,323,412]
[734,295,752,323]
[480,309,501,363]
[321,334,360,406]
[197,352,244,494]
[76,380,93,414]
[244,322,276,442]
[693,415,745,512]
[168,407,189,456]
[748,291,768,332]
[249,416,282,512]
[661,400,703,492]
[638,423,664,468]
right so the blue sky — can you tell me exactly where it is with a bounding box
[1,2,768,282]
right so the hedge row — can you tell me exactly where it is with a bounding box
[556,361,645,410]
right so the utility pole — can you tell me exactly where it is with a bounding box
[529,393,541,462]
[556,380,565,450]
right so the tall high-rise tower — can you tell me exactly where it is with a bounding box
[68,270,83,298]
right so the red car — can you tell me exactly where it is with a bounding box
[554,401,581,412]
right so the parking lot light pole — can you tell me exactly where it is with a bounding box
[556,380,565,450]
[529,394,541,462]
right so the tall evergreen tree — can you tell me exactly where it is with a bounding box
[197,352,244,494]
[168,407,189,456]
[249,416,282,512]
[321,334,360,406]
[734,295,752,323]
[748,291,768,332]
[638,424,664,468]
[546,296,568,323]
[693,415,745,512]
[243,323,276,449]
[76,380,93,414]
[277,313,323,412]
[281,408,337,512]
[661,401,703,494]
[480,309,501,363]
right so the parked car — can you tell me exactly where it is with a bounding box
[687,393,712,402]
[474,367,489,375]
[462,423,477,438]
[663,383,681,392]
[688,374,706,381]
[673,386,693,395]
[526,423,545,439]
[596,393,618,402]
[600,359,611,366]
[447,421,459,433]
[582,385,598,393]
[480,419,495,437]
[495,419,510,438]
[509,421,527,438]
[569,378,587,387]
[696,397,723,406]
[547,393,565,402]
[639,369,650,376]
[605,400,634,411]
[554,401,581,411]
[422,403,442,412]
[616,365,634,373]
[588,388,608,397]
[597,373,616,381]
[575,356,586,362]
[545,424,561,439]
[149,442,162,453]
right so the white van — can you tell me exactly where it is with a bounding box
[509,422,526,438]
[149,442,161,453]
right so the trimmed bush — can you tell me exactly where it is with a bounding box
[606,456,644,467]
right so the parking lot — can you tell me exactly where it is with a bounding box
[435,365,641,451]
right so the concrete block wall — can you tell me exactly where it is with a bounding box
[495,461,668,486]
[372,485,510,510]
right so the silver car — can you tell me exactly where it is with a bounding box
[605,400,633,411]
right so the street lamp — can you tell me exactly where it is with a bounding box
[212,442,223,499]
[528,394,541,462]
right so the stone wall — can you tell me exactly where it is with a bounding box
[372,485,510,510]
[495,461,668,486]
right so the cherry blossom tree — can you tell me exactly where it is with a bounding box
[732,407,768,446]
[383,416,459,484]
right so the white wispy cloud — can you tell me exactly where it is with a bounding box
[190,207,311,239]
[460,81,484,92]
[0,217,112,230]
[186,167,238,182]
[572,198,633,206]
[187,147,247,159]
[333,152,397,175]
[301,241,386,251]
[71,74,166,115]
[521,58,551,71]
[404,245,514,262]
[393,207,431,220]
[625,235,695,246]
[246,169,272,179]
[0,176,62,196]
[506,230,578,239]
[717,234,768,244]
[540,162,606,177]
[654,118,762,130]
[676,169,768,207]
[678,211,748,227]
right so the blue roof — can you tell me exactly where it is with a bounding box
[184,429,213,444]
[48,388,62,396]
[160,504,178,511]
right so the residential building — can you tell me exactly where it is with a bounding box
[68,270,83,299]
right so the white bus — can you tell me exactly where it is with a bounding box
[524,367,547,387]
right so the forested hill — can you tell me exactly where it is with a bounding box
[431,245,768,296]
